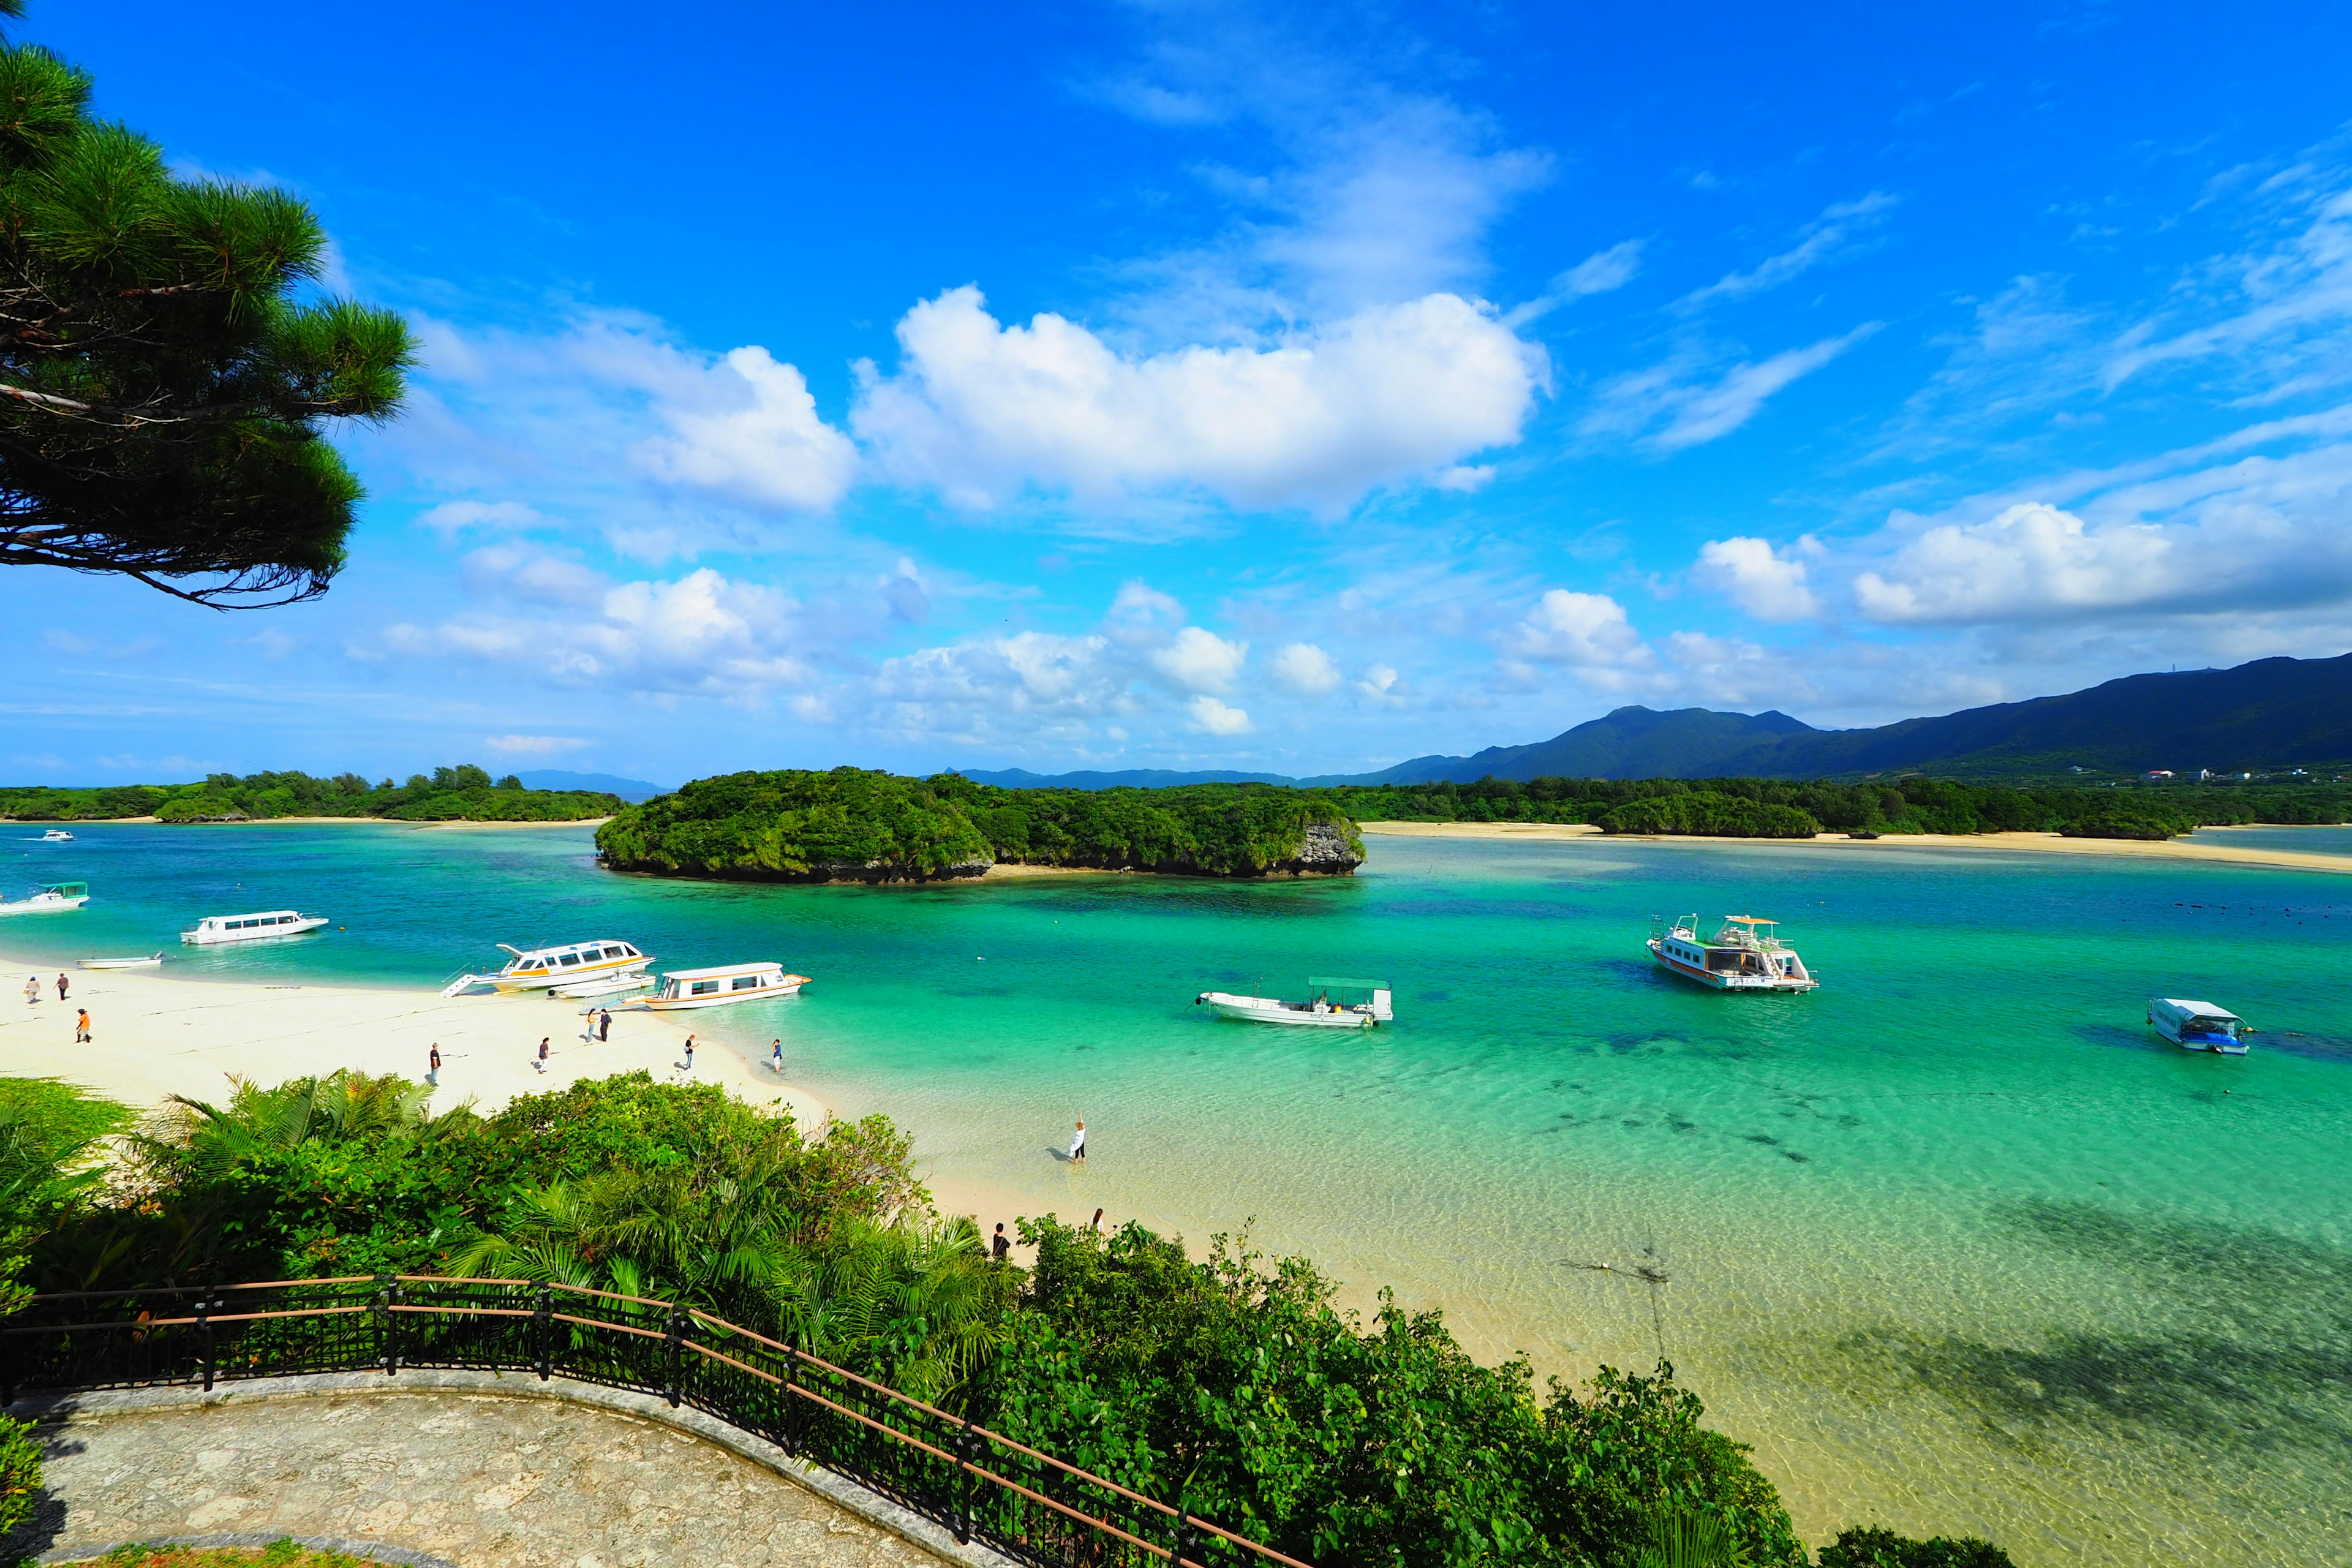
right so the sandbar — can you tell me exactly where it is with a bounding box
[0,951,828,1130]
[1357,821,2352,875]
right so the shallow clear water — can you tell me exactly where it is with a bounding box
[2187,823,2352,858]
[4,823,2349,1566]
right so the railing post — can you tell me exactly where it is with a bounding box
[532,1284,552,1381]
[663,1303,685,1408]
[1169,1498,1199,1568]
[195,1293,215,1393]
[374,1275,402,1376]
[954,1412,980,1545]
[780,1342,802,1456]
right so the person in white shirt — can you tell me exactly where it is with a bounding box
[1069,1120,1087,1166]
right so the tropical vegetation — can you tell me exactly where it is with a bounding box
[0,1069,2011,1566]
[597,767,1363,880]
[0,764,622,823]
[0,3,413,606]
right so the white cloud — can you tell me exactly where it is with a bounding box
[1506,589,1654,673]
[1678,192,1897,312]
[1187,695,1253,734]
[415,500,546,533]
[1585,325,1879,452]
[1355,662,1403,703]
[1506,240,1645,326]
[852,286,1547,511]
[1150,625,1250,692]
[630,344,859,511]
[484,734,586,758]
[1853,502,2191,624]
[1268,642,1343,696]
[1695,536,1820,620]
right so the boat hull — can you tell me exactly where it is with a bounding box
[182,916,328,945]
[0,895,86,916]
[1646,939,1818,992]
[488,956,649,993]
[1198,992,1378,1028]
[80,954,163,970]
[632,975,810,1011]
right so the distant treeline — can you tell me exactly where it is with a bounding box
[597,767,1365,880]
[1324,775,2352,839]
[0,764,623,823]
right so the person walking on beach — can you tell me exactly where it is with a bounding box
[74,1007,90,1044]
[770,1038,783,1073]
[23,976,36,1007]
[55,972,69,1002]
[598,1009,612,1042]
[991,1223,1010,1262]
[1088,1207,1104,1235]
[1069,1120,1086,1166]
[428,1044,441,1085]
[536,1036,550,1073]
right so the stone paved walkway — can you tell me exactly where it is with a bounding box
[8,1384,955,1568]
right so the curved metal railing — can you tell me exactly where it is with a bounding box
[1,1275,1311,1568]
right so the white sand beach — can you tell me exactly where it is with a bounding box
[0,952,829,1128]
[1358,820,2352,875]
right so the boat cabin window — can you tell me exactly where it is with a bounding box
[731,974,764,990]
[620,944,638,957]
[691,980,722,995]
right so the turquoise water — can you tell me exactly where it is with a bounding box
[2187,823,2352,857]
[4,823,2349,1566]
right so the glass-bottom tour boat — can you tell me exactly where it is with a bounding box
[182,908,328,944]
[442,939,653,997]
[2148,997,2249,1055]
[1647,914,1819,992]
[613,962,811,1011]
[0,881,88,916]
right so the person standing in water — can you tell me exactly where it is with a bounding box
[1069,1120,1086,1166]
[770,1038,783,1072]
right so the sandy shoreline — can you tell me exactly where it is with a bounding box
[0,952,829,1131]
[1357,820,2352,874]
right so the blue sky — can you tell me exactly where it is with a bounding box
[9,0,2352,784]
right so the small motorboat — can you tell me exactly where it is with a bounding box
[442,939,652,997]
[614,962,810,1011]
[2149,997,2249,1055]
[0,881,89,916]
[29,829,74,842]
[181,909,329,944]
[1648,914,1819,992]
[1196,976,1392,1028]
[80,953,164,970]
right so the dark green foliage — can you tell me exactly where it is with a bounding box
[1817,1525,2016,1567]
[0,20,412,605]
[0,766,620,822]
[0,1409,37,1541]
[597,767,1365,880]
[1,1076,124,1317]
[1321,775,2352,840]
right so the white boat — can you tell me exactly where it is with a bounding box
[1648,914,1819,992]
[2149,997,2249,1055]
[1195,976,1392,1028]
[553,973,654,1000]
[614,962,810,1011]
[442,939,654,997]
[80,953,164,970]
[182,909,329,944]
[29,829,74,842]
[0,881,89,916]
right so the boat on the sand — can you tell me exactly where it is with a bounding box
[1195,976,1392,1028]
[2149,997,2249,1054]
[0,881,89,916]
[1648,914,1819,992]
[80,952,163,970]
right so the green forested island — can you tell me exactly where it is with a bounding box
[0,765,623,824]
[0,1071,2012,1567]
[595,767,1366,880]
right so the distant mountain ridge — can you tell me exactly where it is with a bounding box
[957,651,2352,788]
[513,769,674,802]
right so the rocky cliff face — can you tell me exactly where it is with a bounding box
[1273,820,1365,875]
[806,854,995,883]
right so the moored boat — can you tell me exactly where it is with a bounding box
[1195,976,1392,1028]
[80,952,163,970]
[183,909,328,944]
[2149,997,2249,1054]
[1648,914,1819,992]
[441,939,653,997]
[618,962,810,1011]
[0,881,89,916]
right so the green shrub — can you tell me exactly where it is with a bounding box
[1817,1523,2016,1567]
[0,1412,38,1539]
[1598,792,1822,837]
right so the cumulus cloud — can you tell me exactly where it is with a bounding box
[1695,536,1820,620]
[876,633,1126,735]
[1268,642,1343,696]
[1150,625,1250,692]
[630,344,859,511]
[1187,695,1253,734]
[1505,589,1655,676]
[1854,502,2186,624]
[852,286,1547,511]
[1585,326,1879,453]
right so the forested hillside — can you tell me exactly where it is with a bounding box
[595,767,1365,880]
[0,765,622,823]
